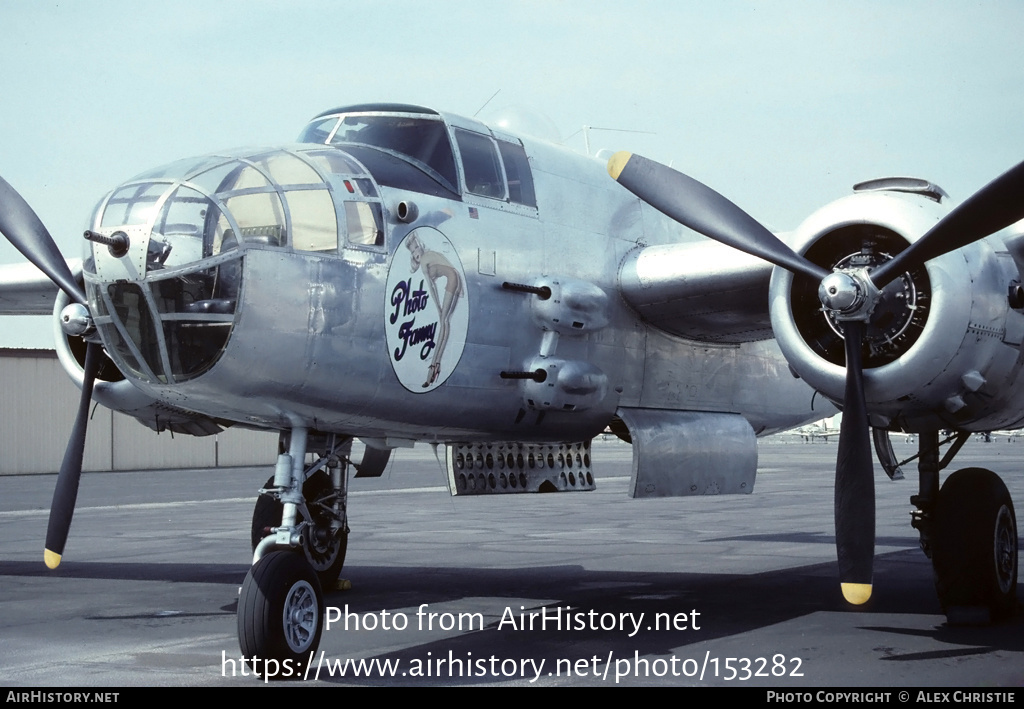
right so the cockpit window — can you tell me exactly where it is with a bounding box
[452,130,536,208]
[496,140,536,207]
[298,117,339,145]
[454,129,505,199]
[299,113,458,193]
[298,110,536,209]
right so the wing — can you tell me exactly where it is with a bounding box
[618,239,774,343]
[0,259,81,315]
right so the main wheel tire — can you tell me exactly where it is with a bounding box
[251,471,348,585]
[933,467,1018,622]
[238,550,323,673]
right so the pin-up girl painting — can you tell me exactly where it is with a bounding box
[406,232,463,387]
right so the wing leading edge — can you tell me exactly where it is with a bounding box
[0,259,82,315]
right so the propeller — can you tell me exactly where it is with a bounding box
[44,342,101,568]
[608,150,1024,605]
[833,320,873,603]
[871,160,1024,288]
[607,152,829,282]
[0,174,97,569]
[0,176,86,306]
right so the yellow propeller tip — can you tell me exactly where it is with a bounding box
[841,582,872,605]
[607,151,633,180]
[44,549,62,569]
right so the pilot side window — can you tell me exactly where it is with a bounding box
[496,140,536,207]
[454,129,505,199]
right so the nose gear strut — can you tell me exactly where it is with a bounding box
[240,428,353,667]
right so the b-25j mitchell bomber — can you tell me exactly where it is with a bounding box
[0,103,1021,663]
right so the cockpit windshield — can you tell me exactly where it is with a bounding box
[298,113,458,193]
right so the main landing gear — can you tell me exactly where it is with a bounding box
[906,431,1019,623]
[238,428,351,667]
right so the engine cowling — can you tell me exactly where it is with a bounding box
[770,186,1024,432]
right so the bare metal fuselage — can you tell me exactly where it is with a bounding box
[80,110,821,444]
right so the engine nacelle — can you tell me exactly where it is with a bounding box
[770,186,1024,432]
[52,290,226,436]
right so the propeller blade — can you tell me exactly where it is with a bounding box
[871,160,1024,288]
[44,342,101,569]
[0,175,86,306]
[608,151,829,282]
[834,320,875,604]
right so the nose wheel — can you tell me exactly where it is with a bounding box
[238,550,324,672]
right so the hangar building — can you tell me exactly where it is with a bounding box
[0,347,278,475]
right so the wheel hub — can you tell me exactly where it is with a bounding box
[994,504,1017,595]
[282,580,319,653]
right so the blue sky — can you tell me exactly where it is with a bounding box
[2,1,1023,345]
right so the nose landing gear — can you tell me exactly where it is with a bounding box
[251,469,348,586]
[238,429,351,669]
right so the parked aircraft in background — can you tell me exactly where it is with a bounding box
[774,416,841,443]
[0,102,1020,665]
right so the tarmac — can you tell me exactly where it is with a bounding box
[0,436,1022,687]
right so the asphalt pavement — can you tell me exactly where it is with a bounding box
[0,437,1021,687]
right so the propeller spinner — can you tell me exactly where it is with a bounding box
[609,150,1024,604]
[0,175,98,569]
